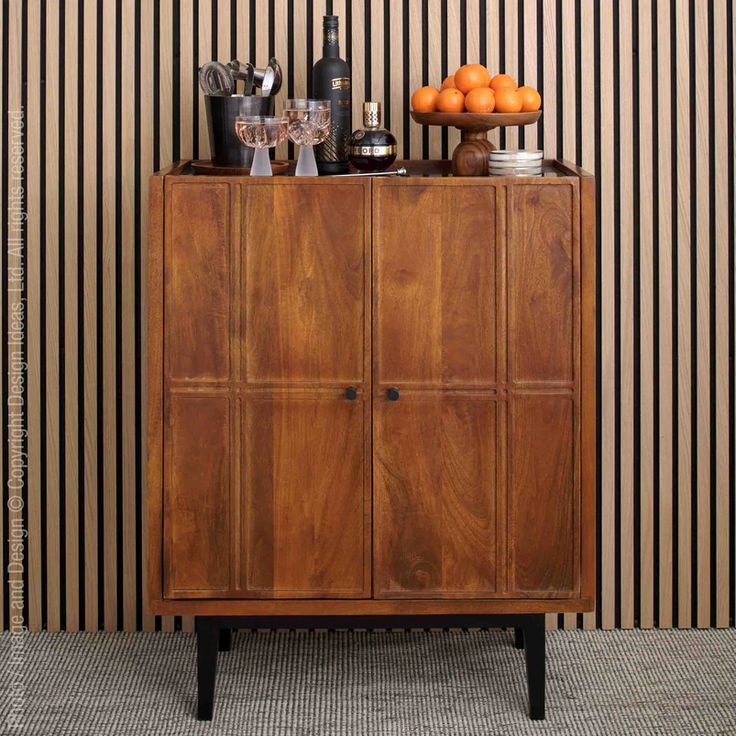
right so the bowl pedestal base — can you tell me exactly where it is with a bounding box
[452,130,496,176]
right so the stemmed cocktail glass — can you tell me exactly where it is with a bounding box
[234,115,288,176]
[282,100,331,176]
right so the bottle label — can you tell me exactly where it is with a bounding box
[348,144,397,157]
[331,77,351,90]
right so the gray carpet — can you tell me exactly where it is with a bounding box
[1,628,735,735]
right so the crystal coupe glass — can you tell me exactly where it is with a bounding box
[282,99,331,176]
[234,115,288,176]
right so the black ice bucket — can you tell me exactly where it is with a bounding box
[205,95,276,166]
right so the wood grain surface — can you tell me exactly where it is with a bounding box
[374,394,498,597]
[374,183,497,387]
[242,396,367,597]
[242,183,365,385]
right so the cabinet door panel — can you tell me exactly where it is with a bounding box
[242,396,368,597]
[374,184,496,387]
[164,395,231,596]
[509,396,578,595]
[167,183,231,381]
[508,184,575,384]
[374,395,497,597]
[242,184,366,384]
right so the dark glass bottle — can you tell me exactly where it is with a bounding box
[348,102,397,172]
[312,15,351,174]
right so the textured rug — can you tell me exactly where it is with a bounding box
[1,628,734,735]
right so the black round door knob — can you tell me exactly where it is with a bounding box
[387,387,400,401]
[345,386,358,400]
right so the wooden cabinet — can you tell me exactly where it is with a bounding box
[148,160,595,618]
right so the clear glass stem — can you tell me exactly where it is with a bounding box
[249,147,273,176]
[295,144,318,176]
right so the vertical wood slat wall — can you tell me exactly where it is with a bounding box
[1,0,734,632]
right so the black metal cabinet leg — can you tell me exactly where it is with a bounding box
[523,616,545,720]
[513,627,524,649]
[218,628,232,652]
[196,618,220,720]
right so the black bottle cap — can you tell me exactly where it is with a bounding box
[324,15,338,28]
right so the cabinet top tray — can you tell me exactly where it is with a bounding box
[156,158,592,180]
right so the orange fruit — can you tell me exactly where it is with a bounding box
[464,87,496,113]
[436,87,465,112]
[440,74,456,90]
[493,87,523,113]
[517,85,542,111]
[454,64,491,93]
[411,86,440,112]
[490,73,517,92]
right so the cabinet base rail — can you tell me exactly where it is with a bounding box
[195,613,546,722]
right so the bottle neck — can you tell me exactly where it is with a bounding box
[323,27,339,57]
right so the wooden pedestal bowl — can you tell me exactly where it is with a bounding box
[410,110,542,176]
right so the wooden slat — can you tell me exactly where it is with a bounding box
[503,0,518,151]
[140,0,156,633]
[656,0,674,630]
[64,0,80,633]
[486,0,500,148]
[26,0,42,634]
[466,0,480,78]
[638,0,655,630]
[180,0,194,159]
[391,0,405,156]
[618,0,635,630]
[428,0,442,158]
[83,0,99,631]
[274,0,289,161]
[102,0,118,631]
[599,0,616,630]
[522,0,538,152]
[198,0,212,160]
[293,0,307,102]
[694,0,711,629]
[561,0,575,161]
[713,0,731,629]
[675,0,692,629]
[313,0,326,92]
[217,0,230,61]
[580,0,596,630]
[45,0,61,634]
[122,0,137,632]
[159,0,173,167]
[409,0,422,159]
[236,0,249,63]
[542,0,556,158]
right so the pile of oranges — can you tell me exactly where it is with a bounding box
[411,64,541,114]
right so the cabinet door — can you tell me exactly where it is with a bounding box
[163,181,370,599]
[373,181,499,597]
